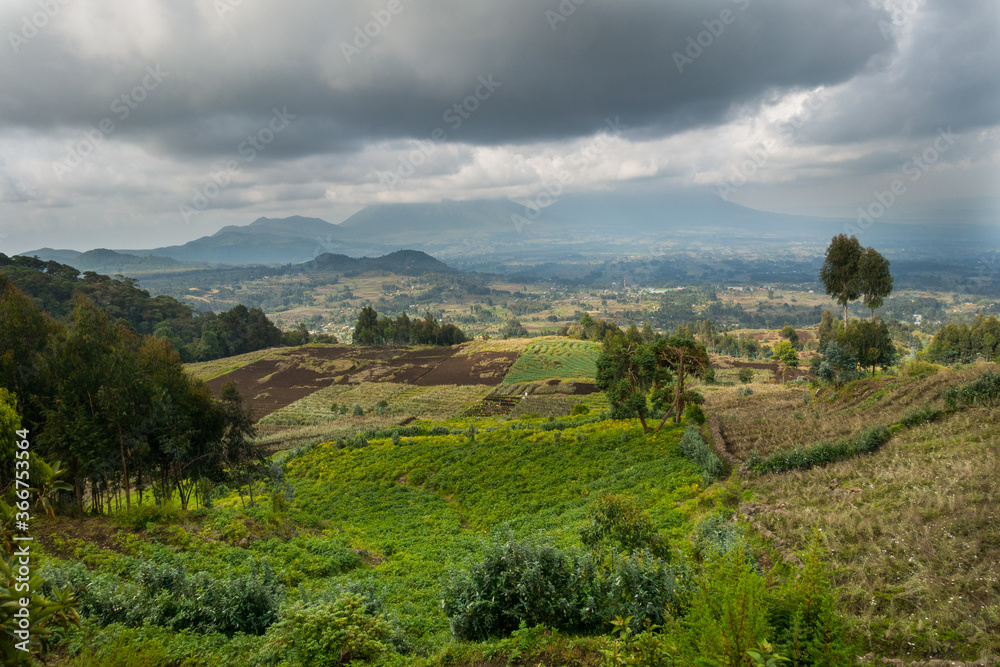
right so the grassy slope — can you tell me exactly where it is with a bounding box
[705,364,1000,661]
[47,343,1000,664]
[286,419,701,646]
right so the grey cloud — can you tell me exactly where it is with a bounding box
[0,0,896,162]
[797,0,1000,146]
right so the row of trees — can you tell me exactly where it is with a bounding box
[924,315,1000,364]
[352,307,467,346]
[0,274,266,516]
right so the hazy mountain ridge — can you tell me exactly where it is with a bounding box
[22,193,998,268]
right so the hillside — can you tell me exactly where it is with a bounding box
[13,338,1000,666]
[305,249,456,276]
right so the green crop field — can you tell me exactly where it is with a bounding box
[502,338,601,383]
[259,383,494,426]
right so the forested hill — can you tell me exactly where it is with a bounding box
[305,249,456,276]
[0,253,282,362]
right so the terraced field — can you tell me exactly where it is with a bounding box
[261,383,494,426]
[502,338,601,383]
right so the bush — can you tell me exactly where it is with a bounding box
[901,359,940,379]
[442,535,687,640]
[898,405,944,428]
[747,426,891,475]
[692,513,743,559]
[737,368,755,384]
[943,371,1000,410]
[579,494,670,559]
[112,502,182,530]
[678,426,725,485]
[42,559,282,636]
[352,403,364,416]
[264,596,391,666]
[684,403,706,425]
[570,403,590,415]
[737,387,753,398]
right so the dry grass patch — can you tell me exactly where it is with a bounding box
[706,364,997,461]
[747,407,1000,661]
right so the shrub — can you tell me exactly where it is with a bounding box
[902,359,940,379]
[768,533,856,665]
[943,371,1000,410]
[264,596,391,666]
[738,368,755,384]
[112,502,182,530]
[747,426,891,475]
[684,403,706,425]
[570,403,590,415]
[898,405,944,428]
[676,545,770,665]
[678,426,725,485]
[737,387,754,398]
[42,559,282,636]
[442,535,688,640]
[692,513,743,559]
[352,403,364,416]
[579,494,670,559]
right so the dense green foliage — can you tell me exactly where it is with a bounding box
[925,315,1000,364]
[579,493,670,558]
[0,254,286,362]
[265,595,393,666]
[746,426,892,475]
[942,370,1000,410]
[678,426,725,485]
[0,277,268,519]
[442,535,686,640]
[42,558,282,635]
[815,314,898,383]
[352,306,467,346]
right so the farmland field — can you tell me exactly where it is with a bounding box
[260,383,494,426]
[502,338,601,383]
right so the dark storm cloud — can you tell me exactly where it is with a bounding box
[0,0,895,161]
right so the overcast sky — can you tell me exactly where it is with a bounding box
[0,0,997,254]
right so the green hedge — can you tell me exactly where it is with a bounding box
[678,426,725,485]
[746,426,891,475]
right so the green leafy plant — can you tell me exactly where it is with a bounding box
[580,493,670,559]
[678,426,725,485]
[264,595,391,666]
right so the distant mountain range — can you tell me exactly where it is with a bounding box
[21,191,997,270]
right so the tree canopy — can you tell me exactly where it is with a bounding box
[818,236,893,321]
